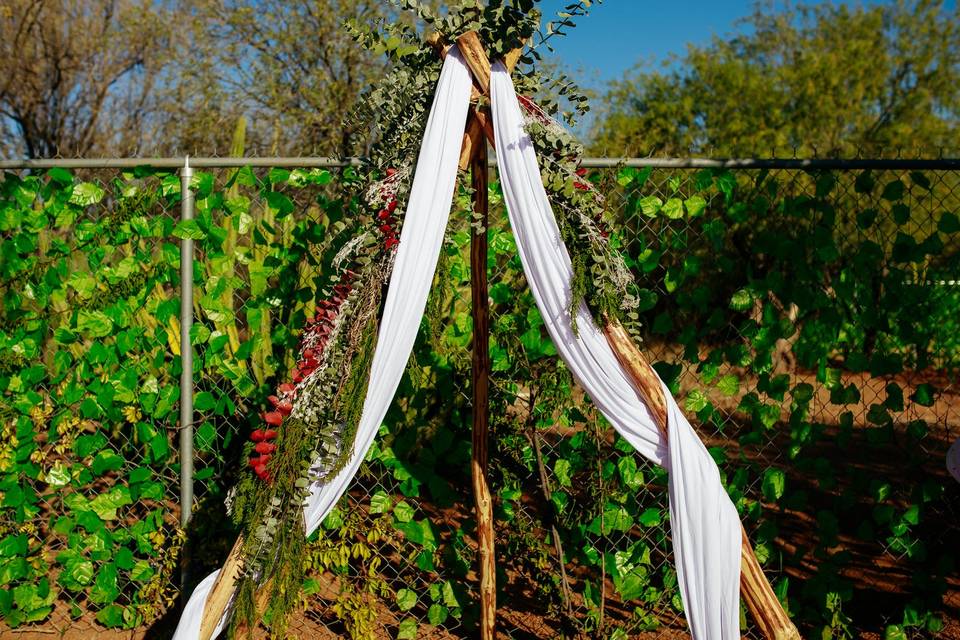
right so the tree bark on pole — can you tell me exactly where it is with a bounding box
[603,318,801,640]
[469,127,497,640]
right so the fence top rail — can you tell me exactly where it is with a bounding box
[1,156,960,171]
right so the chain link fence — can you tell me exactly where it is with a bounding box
[0,157,956,639]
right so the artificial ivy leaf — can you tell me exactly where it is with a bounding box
[77,311,113,338]
[369,491,392,514]
[684,194,707,218]
[47,167,73,185]
[172,220,205,240]
[89,486,132,521]
[637,195,662,217]
[129,560,154,582]
[95,604,125,628]
[393,501,415,523]
[553,459,572,487]
[617,457,644,490]
[938,211,959,234]
[762,468,786,501]
[427,604,448,626]
[638,508,662,527]
[91,451,124,476]
[70,182,105,206]
[716,374,740,396]
[396,588,417,611]
[910,384,936,407]
[729,289,754,311]
[662,198,684,219]
[881,179,905,201]
[397,618,418,639]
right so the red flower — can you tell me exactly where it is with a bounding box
[386,237,399,249]
[264,412,283,426]
[255,442,276,455]
[387,199,398,212]
[263,429,279,440]
[377,209,390,220]
[278,383,295,394]
[250,429,267,442]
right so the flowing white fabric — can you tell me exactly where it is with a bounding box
[489,62,742,639]
[171,46,473,640]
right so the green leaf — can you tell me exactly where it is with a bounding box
[396,588,418,611]
[194,391,216,411]
[638,508,662,527]
[172,219,206,240]
[77,311,113,338]
[662,198,684,219]
[397,618,418,639]
[393,501,415,523]
[90,562,119,604]
[716,374,740,396]
[938,211,959,234]
[66,559,94,586]
[884,625,908,640]
[881,180,905,201]
[369,491,392,514]
[89,486,132,521]
[762,468,786,501]
[44,465,71,487]
[95,604,125,628]
[617,457,644,490]
[684,195,707,217]
[129,560,154,582]
[684,389,710,413]
[553,459,572,487]
[637,195,662,217]
[602,506,633,534]
[70,182,105,206]
[91,451,124,476]
[47,167,73,185]
[729,289,754,311]
[427,604,448,625]
[910,384,936,407]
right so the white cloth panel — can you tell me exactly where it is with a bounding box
[172,46,474,640]
[489,61,741,640]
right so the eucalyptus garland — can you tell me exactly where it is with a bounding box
[222,1,644,635]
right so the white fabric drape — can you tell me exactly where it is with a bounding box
[489,61,742,639]
[172,46,474,640]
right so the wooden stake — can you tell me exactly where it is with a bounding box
[198,536,244,640]
[469,125,496,640]
[603,318,802,640]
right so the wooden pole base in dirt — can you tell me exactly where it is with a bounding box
[469,128,496,640]
[603,318,802,640]
[198,536,244,640]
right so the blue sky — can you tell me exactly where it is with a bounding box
[534,1,950,91]
[536,1,754,89]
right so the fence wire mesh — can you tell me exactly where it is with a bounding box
[0,159,956,640]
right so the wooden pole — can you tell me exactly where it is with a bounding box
[603,318,801,640]
[469,127,496,640]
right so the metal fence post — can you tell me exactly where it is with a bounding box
[179,156,195,594]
